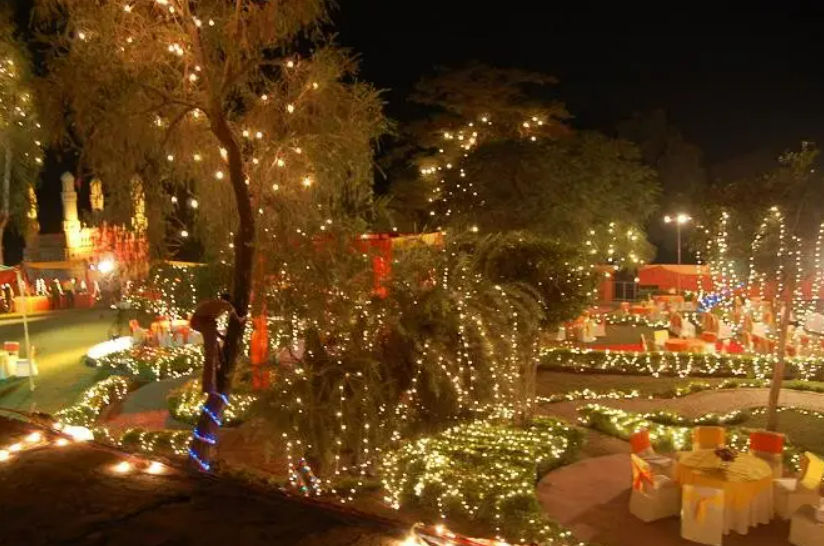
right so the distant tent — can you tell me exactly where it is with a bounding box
[638,264,713,293]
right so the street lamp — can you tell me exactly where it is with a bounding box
[663,213,691,265]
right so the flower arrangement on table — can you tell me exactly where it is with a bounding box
[714,446,738,463]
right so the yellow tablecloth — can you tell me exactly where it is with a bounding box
[676,449,774,534]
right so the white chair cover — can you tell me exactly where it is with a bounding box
[629,455,680,522]
[681,319,696,339]
[789,504,824,546]
[775,478,822,520]
[15,358,38,377]
[681,485,724,546]
[717,321,733,340]
[555,326,566,341]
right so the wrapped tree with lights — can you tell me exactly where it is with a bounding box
[36,0,386,470]
[697,142,824,430]
[0,8,42,264]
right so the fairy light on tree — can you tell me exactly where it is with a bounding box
[698,142,824,430]
[0,7,43,263]
[36,0,386,470]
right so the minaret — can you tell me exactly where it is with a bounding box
[61,172,82,250]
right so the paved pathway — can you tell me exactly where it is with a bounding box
[0,416,400,546]
[105,376,191,431]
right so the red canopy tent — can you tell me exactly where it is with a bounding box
[638,264,714,293]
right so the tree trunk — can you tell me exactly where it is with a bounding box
[0,142,11,265]
[188,112,255,471]
[766,283,794,431]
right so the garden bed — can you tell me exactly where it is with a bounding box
[541,347,824,380]
[381,417,585,545]
[90,344,203,381]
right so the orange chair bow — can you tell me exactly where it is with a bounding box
[631,454,654,492]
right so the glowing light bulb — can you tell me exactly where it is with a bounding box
[54,438,69,447]
[112,461,132,474]
[25,432,42,444]
[146,461,166,475]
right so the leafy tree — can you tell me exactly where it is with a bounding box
[385,65,658,329]
[0,7,42,263]
[256,234,545,473]
[36,0,386,468]
[696,142,824,430]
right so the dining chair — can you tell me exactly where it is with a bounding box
[775,451,824,520]
[630,429,674,477]
[692,426,725,451]
[789,504,824,546]
[749,430,785,478]
[681,485,724,546]
[629,454,680,522]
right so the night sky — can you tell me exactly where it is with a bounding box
[11,1,824,263]
[334,1,824,163]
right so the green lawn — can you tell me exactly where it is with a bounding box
[0,308,116,414]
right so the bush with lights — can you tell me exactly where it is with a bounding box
[381,417,584,545]
[168,378,257,426]
[54,375,132,428]
[93,344,203,381]
[541,347,824,381]
[250,235,550,484]
[126,262,228,320]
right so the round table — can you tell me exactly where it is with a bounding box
[676,450,774,535]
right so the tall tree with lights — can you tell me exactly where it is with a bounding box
[0,7,42,264]
[698,143,824,430]
[386,65,658,320]
[36,0,386,469]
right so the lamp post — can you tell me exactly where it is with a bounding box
[664,213,691,265]
[14,269,34,392]
[664,213,691,294]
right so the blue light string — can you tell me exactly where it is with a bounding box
[188,391,229,471]
[188,447,211,471]
[193,428,217,445]
[202,404,223,426]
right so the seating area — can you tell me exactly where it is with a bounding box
[626,425,824,545]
